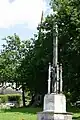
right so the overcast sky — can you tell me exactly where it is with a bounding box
[0,0,51,50]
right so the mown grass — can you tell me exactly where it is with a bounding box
[68,106,80,120]
[0,107,42,120]
[0,106,80,120]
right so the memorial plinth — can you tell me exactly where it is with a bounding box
[37,93,72,120]
[43,93,66,113]
[37,111,72,120]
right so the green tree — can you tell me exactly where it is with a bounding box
[19,0,80,104]
[17,16,54,106]
[0,33,32,106]
[50,0,80,102]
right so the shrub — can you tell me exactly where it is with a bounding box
[0,94,21,107]
[0,95,8,103]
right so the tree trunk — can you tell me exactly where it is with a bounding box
[28,94,35,107]
[22,83,26,107]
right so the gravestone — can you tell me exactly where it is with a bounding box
[37,21,72,120]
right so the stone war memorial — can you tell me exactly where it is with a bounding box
[37,17,72,120]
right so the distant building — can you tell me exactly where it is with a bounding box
[0,82,22,107]
[0,82,22,95]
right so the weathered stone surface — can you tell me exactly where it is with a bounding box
[37,112,72,120]
[38,94,72,120]
[43,94,66,113]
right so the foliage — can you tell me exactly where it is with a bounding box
[0,33,33,106]
[0,94,21,105]
[0,95,8,103]
[0,33,32,82]
[18,16,54,96]
[18,0,80,103]
[50,0,80,102]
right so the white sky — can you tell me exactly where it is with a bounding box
[0,0,47,29]
[0,0,52,50]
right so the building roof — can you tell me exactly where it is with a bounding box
[0,87,21,95]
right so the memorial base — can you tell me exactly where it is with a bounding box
[37,112,72,120]
[37,93,72,120]
[43,94,66,113]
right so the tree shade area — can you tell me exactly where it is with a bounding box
[50,0,80,103]
[0,0,80,107]
[0,107,79,120]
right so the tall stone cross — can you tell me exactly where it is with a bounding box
[48,23,63,94]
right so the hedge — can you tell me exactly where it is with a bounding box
[0,94,21,106]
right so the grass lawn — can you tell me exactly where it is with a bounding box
[0,107,80,120]
[0,107,42,120]
[67,106,80,120]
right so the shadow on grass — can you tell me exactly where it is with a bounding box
[67,106,80,113]
[3,107,42,114]
[73,116,80,120]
